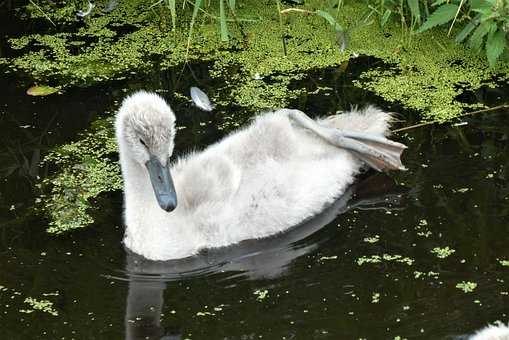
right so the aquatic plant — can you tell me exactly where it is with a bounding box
[431,246,456,258]
[499,259,509,267]
[363,235,380,243]
[356,253,414,265]
[371,292,380,303]
[413,271,440,279]
[3,0,508,122]
[364,0,426,31]
[455,281,477,293]
[21,297,59,316]
[38,117,122,234]
[253,289,269,301]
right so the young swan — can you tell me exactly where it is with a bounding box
[470,322,509,340]
[116,91,406,260]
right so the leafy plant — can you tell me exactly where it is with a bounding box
[365,0,425,30]
[364,0,508,67]
[417,0,509,67]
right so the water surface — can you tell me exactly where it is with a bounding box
[0,63,508,340]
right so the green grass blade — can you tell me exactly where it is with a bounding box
[447,0,465,36]
[416,3,458,33]
[275,0,287,56]
[380,9,392,29]
[28,0,56,27]
[407,0,421,25]
[316,9,344,32]
[167,0,176,30]
[219,0,229,41]
[186,0,203,58]
[431,0,447,6]
[228,0,235,11]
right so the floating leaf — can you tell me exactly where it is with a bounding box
[26,85,58,96]
[416,4,458,33]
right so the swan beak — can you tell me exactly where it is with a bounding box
[146,156,177,212]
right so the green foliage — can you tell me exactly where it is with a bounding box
[418,0,509,66]
[186,0,203,56]
[416,3,459,32]
[38,118,122,234]
[486,28,506,65]
[219,0,229,41]
[407,0,422,25]
[364,0,509,67]
[168,0,177,30]
[316,9,344,32]
[3,0,508,125]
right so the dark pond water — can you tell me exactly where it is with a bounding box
[1,59,509,340]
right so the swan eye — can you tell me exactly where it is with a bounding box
[139,139,148,148]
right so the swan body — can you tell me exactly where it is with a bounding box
[470,323,509,340]
[116,91,406,260]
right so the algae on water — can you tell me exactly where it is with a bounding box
[20,297,59,316]
[431,246,456,259]
[38,117,122,234]
[4,0,508,121]
[456,281,477,293]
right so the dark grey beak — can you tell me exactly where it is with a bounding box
[145,155,177,212]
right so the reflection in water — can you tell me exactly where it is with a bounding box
[122,174,405,340]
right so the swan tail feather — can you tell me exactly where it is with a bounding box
[286,109,407,172]
[318,105,393,136]
[336,132,407,171]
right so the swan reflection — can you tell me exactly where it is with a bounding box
[121,174,405,340]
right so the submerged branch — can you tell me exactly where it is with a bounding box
[280,8,315,15]
[28,0,56,27]
[393,104,509,133]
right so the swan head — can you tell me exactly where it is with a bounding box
[115,91,177,212]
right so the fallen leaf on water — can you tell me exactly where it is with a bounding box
[27,85,58,96]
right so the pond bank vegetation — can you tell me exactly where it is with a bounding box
[2,0,508,121]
